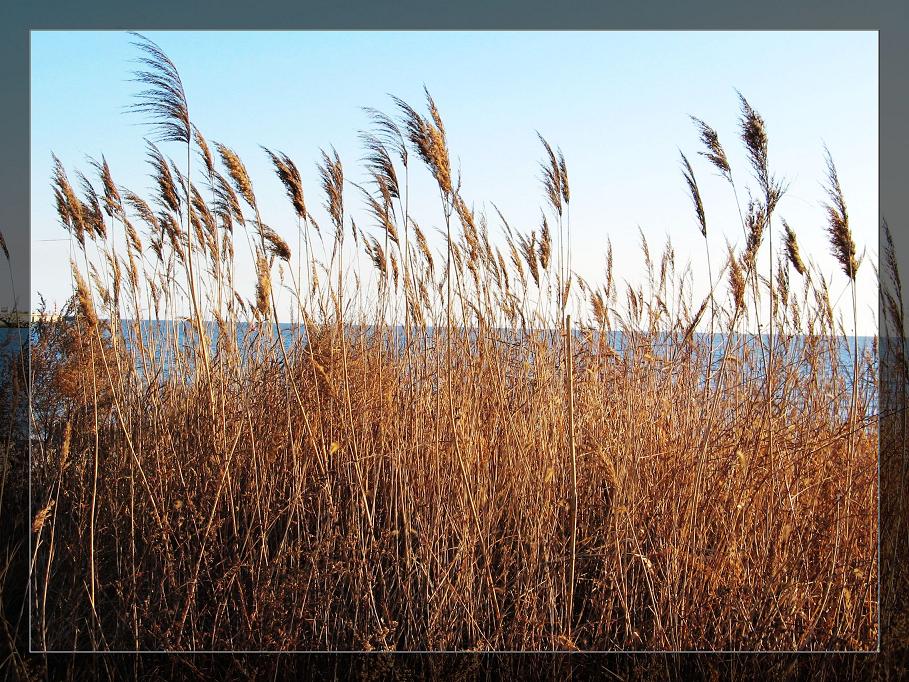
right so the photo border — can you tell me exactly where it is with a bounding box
[3,2,907,677]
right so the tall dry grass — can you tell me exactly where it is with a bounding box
[23,35,879,652]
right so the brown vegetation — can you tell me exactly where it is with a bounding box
[20,35,880,652]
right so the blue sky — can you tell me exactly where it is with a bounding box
[30,31,878,332]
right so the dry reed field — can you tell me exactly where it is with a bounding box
[15,34,880,652]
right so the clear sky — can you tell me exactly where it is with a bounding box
[30,31,878,333]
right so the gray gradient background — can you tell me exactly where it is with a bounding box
[2,1,907,666]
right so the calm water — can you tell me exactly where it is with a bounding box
[3,319,875,378]
[1,322,877,421]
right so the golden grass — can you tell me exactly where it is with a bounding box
[16,35,881,652]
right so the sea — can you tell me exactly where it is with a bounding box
[0,321,878,425]
[1,320,876,380]
[0,321,876,363]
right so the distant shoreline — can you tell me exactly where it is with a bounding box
[0,311,68,328]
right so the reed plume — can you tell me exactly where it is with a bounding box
[558,148,570,206]
[738,91,769,194]
[680,151,706,238]
[360,130,401,201]
[261,224,292,262]
[367,235,388,279]
[123,219,144,255]
[77,173,107,241]
[823,148,859,281]
[742,197,765,274]
[123,189,160,234]
[264,148,307,220]
[33,500,55,535]
[357,183,399,246]
[193,125,216,178]
[319,148,345,239]
[216,143,257,210]
[539,214,552,271]
[52,156,86,246]
[255,254,271,319]
[89,156,122,218]
[71,261,98,328]
[783,219,807,276]
[212,172,244,228]
[727,242,746,313]
[691,116,732,182]
[146,143,182,216]
[394,90,451,197]
[413,222,434,274]
[128,32,190,144]
[363,107,408,169]
[537,133,562,217]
